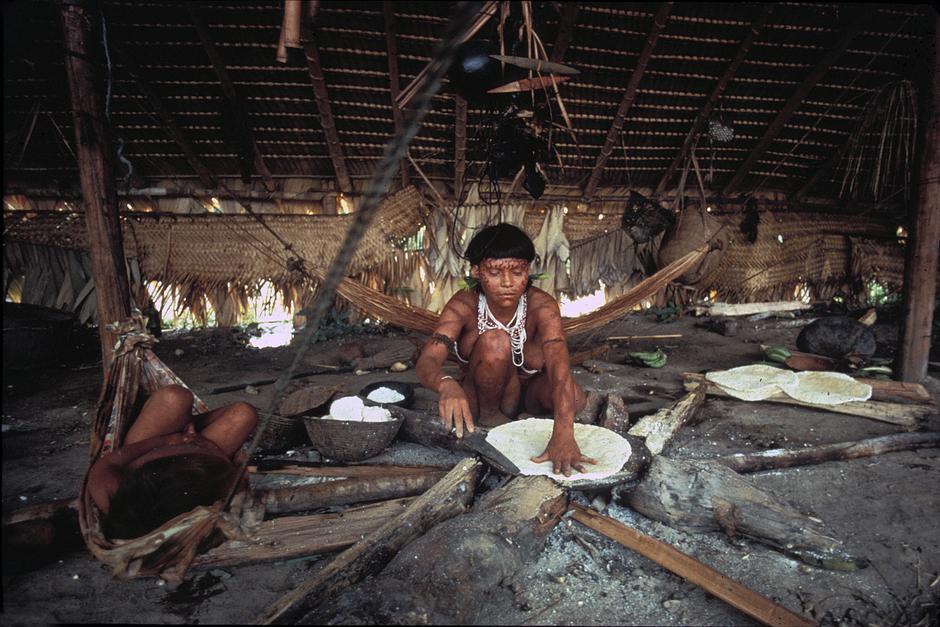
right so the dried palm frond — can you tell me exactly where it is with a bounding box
[838,80,918,203]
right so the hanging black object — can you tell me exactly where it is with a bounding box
[739,197,760,243]
[522,164,546,199]
[620,191,675,243]
[448,40,503,103]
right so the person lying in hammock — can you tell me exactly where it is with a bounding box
[416,222,595,477]
[87,385,258,539]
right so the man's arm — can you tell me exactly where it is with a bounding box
[415,296,475,436]
[529,296,597,475]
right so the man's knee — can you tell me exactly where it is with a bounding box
[474,330,512,367]
[151,385,194,411]
[227,402,259,433]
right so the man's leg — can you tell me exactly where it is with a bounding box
[197,402,258,458]
[125,385,195,444]
[524,372,586,416]
[465,330,519,427]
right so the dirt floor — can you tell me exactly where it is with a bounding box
[2,307,939,625]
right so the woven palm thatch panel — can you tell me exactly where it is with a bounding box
[702,211,904,302]
[5,187,425,289]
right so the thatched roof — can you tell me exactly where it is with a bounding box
[3,2,934,215]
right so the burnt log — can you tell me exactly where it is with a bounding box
[303,475,568,624]
[623,456,866,571]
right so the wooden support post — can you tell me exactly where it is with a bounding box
[898,14,940,383]
[61,0,132,371]
[582,2,672,200]
[571,505,816,627]
[257,459,482,624]
[382,2,409,189]
[302,28,353,194]
[454,95,467,201]
[722,6,874,197]
[655,5,771,197]
[187,5,280,200]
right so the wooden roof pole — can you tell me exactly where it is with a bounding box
[382,2,410,190]
[61,0,132,372]
[302,28,353,195]
[582,2,672,201]
[454,95,467,201]
[654,5,772,198]
[549,3,579,63]
[121,52,217,189]
[187,5,279,199]
[897,14,940,383]
[721,6,875,197]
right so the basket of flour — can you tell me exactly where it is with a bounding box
[303,395,404,461]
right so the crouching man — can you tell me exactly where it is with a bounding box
[416,223,595,476]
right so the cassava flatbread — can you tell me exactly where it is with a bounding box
[781,371,872,405]
[485,418,631,483]
[705,364,798,401]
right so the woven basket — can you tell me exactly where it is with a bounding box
[303,413,404,462]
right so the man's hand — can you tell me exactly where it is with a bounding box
[531,430,597,477]
[438,379,475,438]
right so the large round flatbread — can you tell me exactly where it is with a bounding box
[485,418,631,483]
[705,364,798,401]
[781,371,872,405]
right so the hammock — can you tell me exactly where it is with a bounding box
[329,246,710,337]
[77,316,249,583]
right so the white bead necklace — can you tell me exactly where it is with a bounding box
[477,292,528,367]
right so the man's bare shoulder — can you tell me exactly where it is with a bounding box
[443,289,477,319]
[527,287,561,312]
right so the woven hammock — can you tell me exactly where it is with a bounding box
[78,316,248,582]
[323,246,710,337]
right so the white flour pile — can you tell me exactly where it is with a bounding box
[366,387,406,404]
[321,395,394,422]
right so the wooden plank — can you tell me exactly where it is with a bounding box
[583,2,673,200]
[259,471,448,515]
[706,431,940,474]
[854,378,934,405]
[61,0,133,370]
[302,30,353,194]
[382,2,410,189]
[695,300,810,317]
[722,6,875,196]
[257,458,482,624]
[570,505,816,627]
[192,498,415,570]
[898,13,940,382]
[683,373,929,426]
[248,463,452,478]
[655,5,772,197]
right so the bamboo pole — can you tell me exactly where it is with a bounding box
[60,0,132,372]
[898,14,940,383]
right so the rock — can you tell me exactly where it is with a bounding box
[389,361,409,372]
[796,316,876,358]
[599,395,630,436]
